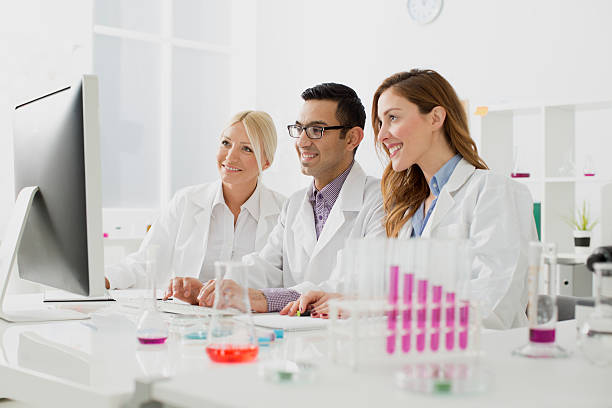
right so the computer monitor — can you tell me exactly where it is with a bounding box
[0,75,105,322]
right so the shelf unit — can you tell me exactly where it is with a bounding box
[471,100,612,252]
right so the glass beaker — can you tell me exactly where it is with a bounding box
[511,146,530,178]
[206,261,258,363]
[136,245,169,345]
[583,155,596,177]
[579,262,612,366]
[513,242,569,358]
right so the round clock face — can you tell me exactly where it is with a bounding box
[407,0,443,24]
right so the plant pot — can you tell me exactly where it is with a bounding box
[573,230,591,255]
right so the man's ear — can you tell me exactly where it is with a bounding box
[431,106,446,131]
[345,127,364,153]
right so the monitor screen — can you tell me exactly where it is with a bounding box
[12,75,105,297]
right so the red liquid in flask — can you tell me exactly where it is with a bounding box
[206,344,259,363]
[138,337,167,345]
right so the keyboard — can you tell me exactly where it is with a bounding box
[116,297,235,316]
[156,300,235,316]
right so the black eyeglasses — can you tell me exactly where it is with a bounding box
[287,124,349,140]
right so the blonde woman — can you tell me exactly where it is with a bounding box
[105,111,285,290]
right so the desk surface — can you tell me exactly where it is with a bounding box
[151,320,611,408]
[0,295,609,408]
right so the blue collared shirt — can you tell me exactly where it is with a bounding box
[411,154,462,237]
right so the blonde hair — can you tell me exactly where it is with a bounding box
[372,69,488,237]
[226,110,277,175]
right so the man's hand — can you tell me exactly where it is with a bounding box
[279,290,342,318]
[163,277,206,304]
[195,280,268,313]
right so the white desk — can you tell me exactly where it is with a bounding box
[150,320,611,408]
[0,295,609,408]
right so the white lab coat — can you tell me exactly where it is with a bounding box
[105,181,285,289]
[243,162,385,293]
[398,158,538,330]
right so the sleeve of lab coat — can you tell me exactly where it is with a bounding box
[469,177,537,329]
[242,199,287,289]
[104,193,182,289]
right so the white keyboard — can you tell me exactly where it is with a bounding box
[156,300,232,316]
[116,298,235,316]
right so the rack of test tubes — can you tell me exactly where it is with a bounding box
[328,238,481,371]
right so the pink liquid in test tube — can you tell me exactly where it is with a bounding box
[459,300,469,350]
[445,292,456,351]
[416,279,428,352]
[387,266,399,354]
[138,336,167,345]
[430,285,442,351]
[402,273,414,353]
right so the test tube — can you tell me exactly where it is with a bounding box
[455,242,471,351]
[400,240,415,353]
[428,240,446,352]
[444,249,457,351]
[387,264,399,354]
[414,239,430,353]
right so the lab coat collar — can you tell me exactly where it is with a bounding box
[312,161,367,258]
[422,158,475,237]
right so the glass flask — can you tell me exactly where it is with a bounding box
[136,245,169,345]
[206,261,258,363]
[513,242,569,358]
[579,262,612,366]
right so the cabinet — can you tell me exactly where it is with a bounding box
[471,100,612,252]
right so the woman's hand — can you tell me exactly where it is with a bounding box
[279,291,342,318]
[163,277,207,304]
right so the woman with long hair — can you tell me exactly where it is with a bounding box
[285,70,537,329]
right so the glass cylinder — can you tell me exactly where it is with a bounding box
[513,242,569,358]
[579,262,612,366]
[205,261,258,363]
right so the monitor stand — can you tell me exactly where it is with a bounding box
[0,186,88,322]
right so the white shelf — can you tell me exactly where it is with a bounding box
[472,99,612,252]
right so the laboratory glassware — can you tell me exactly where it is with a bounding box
[510,146,530,178]
[136,245,169,345]
[583,155,596,176]
[579,262,612,366]
[513,242,569,358]
[206,261,258,363]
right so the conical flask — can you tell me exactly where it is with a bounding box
[136,245,169,345]
[206,261,258,363]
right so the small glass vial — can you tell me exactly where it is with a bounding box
[511,146,530,178]
[583,155,596,177]
[136,245,169,345]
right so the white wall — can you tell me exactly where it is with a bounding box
[2,0,612,230]
[255,0,612,196]
[0,0,92,291]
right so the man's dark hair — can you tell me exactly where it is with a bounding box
[301,83,366,140]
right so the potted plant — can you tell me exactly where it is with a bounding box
[565,201,598,254]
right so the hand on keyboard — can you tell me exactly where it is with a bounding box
[163,277,209,304]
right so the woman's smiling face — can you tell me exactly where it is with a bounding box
[376,88,435,172]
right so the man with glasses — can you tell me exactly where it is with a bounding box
[168,83,384,312]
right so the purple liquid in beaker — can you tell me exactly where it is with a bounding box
[529,328,556,343]
[138,336,168,345]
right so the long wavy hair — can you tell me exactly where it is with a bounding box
[372,69,488,237]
